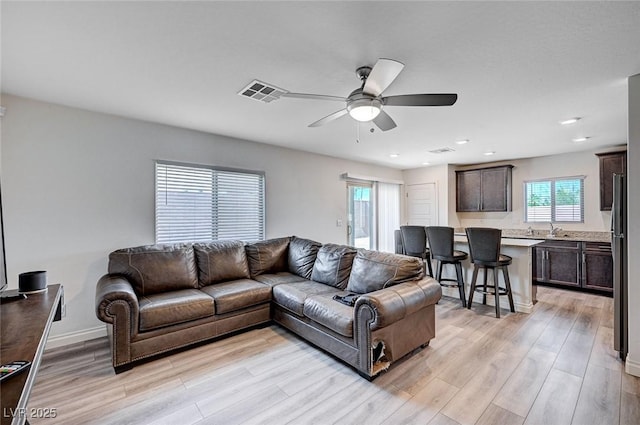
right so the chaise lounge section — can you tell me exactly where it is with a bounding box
[95,236,442,378]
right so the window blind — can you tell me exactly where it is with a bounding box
[524,177,584,223]
[155,161,265,243]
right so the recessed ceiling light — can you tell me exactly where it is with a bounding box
[455,139,469,145]
[560,117,581,125]
[422,162,431,166]
[483,151,495,156]
[389,153,399,158]
[572,137,590,143]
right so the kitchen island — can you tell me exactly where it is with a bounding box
[435,234,544,314]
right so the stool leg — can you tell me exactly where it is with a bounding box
[468,265,478,309]
[436,261,443,282]
[426,253,434,277]
[482,266,487,305]
[503,266,515,313]
[455,262,466,307]
[493,267,501,318]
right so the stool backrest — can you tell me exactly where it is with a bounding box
[394,229,405,255]
[465,227,502,263]
[425,226,454,258]
[399,226,428,259]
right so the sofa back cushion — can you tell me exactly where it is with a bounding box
[346,250,423,294]
[310,244,357,289]
[194,241,250,286]
[109,244,198,296]
[245,237,291,277]
[288,237,322,279]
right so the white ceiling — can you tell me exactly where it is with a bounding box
[2,1,639,169]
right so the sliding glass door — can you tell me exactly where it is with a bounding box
[347,182,374,249]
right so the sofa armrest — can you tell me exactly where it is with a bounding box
[354,277,442,330]
[95,274,140,334]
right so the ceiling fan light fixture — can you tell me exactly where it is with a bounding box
[347,98,382,122]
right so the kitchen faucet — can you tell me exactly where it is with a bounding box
[549,222,562,236]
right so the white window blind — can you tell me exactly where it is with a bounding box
[155,161,265,243]
[524,177,584,223]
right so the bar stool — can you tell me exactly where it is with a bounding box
[425,226,468,307]
[465,227,515,318]
[394,229,405,255]
[399,226,433,277]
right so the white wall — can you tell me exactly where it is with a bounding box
[0,94,402,344]
[627,74,639,377]
[401,164,450,226]
[403,150,623,232]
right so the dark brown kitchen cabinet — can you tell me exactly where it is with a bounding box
[456,165,513,212]
[596,151,626,211]
[534,241,581,287]
[456,169,481,211]
[582,242,613,293]
[533,240,613,293]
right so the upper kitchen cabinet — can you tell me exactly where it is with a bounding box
[456,165,513,212]
[596,150,626,211]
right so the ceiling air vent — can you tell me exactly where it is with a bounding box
[238,80,286,103]
[428,147,456,154]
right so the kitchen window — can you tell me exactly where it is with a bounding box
[524,176,584,223]
[155,161,265,243]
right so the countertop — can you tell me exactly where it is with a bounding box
[455,228,611,243]
[454,234,544,247]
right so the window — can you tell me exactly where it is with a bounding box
[524,176,584,223]
[155,161,265,243]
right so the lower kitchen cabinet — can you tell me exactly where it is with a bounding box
[582,242,614,292]
[534,241,581,287]
[533,240,613,294]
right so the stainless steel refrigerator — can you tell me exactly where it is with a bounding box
[612,173,628,360]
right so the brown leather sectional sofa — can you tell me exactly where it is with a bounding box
[95,236,442,378]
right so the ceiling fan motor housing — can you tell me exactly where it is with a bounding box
[346,88,382,121]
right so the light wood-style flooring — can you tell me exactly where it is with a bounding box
[28,286,640,425]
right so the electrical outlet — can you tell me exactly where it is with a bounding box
[336,219,343,227]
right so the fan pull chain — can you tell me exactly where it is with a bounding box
[356,122,360,143]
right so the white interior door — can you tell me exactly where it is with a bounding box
[406,183,438,226]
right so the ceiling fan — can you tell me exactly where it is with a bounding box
[280,58,458,131]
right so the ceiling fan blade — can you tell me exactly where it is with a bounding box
[363,58,405,97]
[372,110,397,131]
[382,93,458,107]
[309,109,349,127]
[281,92,346,102]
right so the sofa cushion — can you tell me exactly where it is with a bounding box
[253,272,309,287]
[245,237,291,277]
[303,294,354,337]
[194,241,250,286]
[109,244,198,296]
[200,278,271,314]
[138,289,214,331]
[346,250,423,294]
[272,281,341,316]
[288,237,322,279]
[310,244,357,290]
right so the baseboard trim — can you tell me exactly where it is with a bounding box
[45,326,107,349]
[625,355,640,377]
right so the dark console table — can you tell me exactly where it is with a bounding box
[1,285,63,425]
